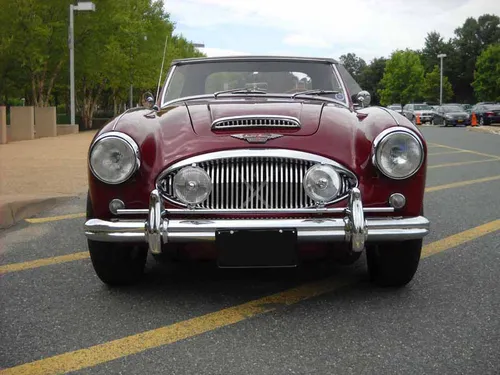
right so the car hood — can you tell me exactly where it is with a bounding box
[186,101,324,136]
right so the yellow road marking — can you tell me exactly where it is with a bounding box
[428,150,467,156]
[25,213,85,224]
[0,252,89,275]
[428,158,499,169]
[425,175,500,192]
[421,219,500,258]
[2,220,500,375]
[427,142,500,160]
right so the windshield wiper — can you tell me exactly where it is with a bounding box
[291,89,340,99]
[213,87,267,98]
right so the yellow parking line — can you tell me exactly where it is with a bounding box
[427,143,500,160]
[428,150,467,156]
[1,219,499,375]
[0,252,89,275]
[428,158,499,169]
[25,213,86,224]
[425,175,500,192]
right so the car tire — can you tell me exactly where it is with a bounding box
[366,239,422,287]
[86,193,148,286]
[479,116,484,126]
[443,119,448,127]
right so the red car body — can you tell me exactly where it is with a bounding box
[84,56,429,287]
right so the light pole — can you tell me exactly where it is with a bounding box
[69,1,96,126]
[437,53,447,105]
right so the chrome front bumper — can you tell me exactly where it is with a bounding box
[84,188,430,255]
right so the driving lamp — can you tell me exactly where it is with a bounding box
[303,164,341,203]
[373,129,424,180]
[173,166,212,205]
[89,133,140,184]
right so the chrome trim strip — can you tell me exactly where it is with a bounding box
[371,127,425,180]
[211,114,301,129]
[160,65,177,108]
[84,216,430,244]
[115,207,395,215]
[88,131,141,185]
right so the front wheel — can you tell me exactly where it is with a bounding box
[366,239,422,287]
[443,119,448,127]
[87,192,148,286]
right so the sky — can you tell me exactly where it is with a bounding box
[165,0,500,63]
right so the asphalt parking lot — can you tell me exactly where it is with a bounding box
[1,126,500,375]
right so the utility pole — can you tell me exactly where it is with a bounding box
[437,53,447,105]
[69,2,96,125]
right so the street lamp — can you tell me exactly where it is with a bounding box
[69,1,96,126]
[437,53,447,105]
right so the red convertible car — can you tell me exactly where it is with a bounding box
[84,56,430,287]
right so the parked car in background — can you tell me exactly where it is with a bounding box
[470,103,500,125]
[402,103,434,124]
[83,55,429,288]
[387,103,403,114]
[432,105,470,126]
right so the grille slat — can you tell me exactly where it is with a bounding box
[212,116,301,130]
[159,156,356,210]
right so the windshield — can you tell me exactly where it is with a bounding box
[414,104,432,110]
[485,104,500,110]
[443,105,464,112]
[161,60,346,105]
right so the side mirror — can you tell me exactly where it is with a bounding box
[353,90,371,108]
[142,92,156,109]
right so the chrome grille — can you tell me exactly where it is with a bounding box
[158,156,357,210]
[212,115,301,130]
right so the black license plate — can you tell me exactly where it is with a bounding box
[216,229,298,268]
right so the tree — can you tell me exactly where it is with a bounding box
[420,31,455,74]
[357,57,386,105]
[472,44,500,102]
[421,65,453,103]
[339,53,367,81]
[451,14,500,102]
[378,50,425,106]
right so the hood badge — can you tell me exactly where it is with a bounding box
[231,133,284,143]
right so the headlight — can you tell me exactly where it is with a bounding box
[303,164,341,203]
[89,132,140,184]
[373,128,424,180]
[173,166,212,205]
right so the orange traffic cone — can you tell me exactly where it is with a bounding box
[471,112,477,127]
[415,114,421,125]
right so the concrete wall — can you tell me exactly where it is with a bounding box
[0,106,6,144]
[57,125,79,136]
[10,106,35,142]
[34,106,57,138]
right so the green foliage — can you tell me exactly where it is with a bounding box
[339,53,367,81]
[421,65,453,103]
[0,0,205,127]
[378,50,425,106]
[472,44,500,102]
[357,57,386,105]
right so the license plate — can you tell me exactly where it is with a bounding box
[458,119,463,122]
[216,229,298,268]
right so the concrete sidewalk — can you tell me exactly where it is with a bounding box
[0,131,97,228]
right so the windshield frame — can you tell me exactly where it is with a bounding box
[159,58,351,109]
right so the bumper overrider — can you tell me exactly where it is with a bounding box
[84,188,430,255]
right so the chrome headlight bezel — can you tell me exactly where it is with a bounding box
[372,127,425,180]
[89,131,141,185]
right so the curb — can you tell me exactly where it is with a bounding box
[0,195,77,229]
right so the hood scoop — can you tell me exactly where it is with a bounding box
[211,115,301,130]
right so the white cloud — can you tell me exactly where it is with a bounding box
[283,34,331,49]
[167,0,500,61]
